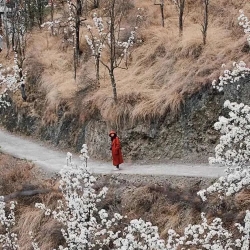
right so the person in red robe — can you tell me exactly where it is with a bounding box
[109,130,123,169]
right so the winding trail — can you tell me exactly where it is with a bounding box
[0,128,225,178]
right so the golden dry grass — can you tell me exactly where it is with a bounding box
[0,153,63,249]
[77,0,249,125]
[0,153,36,195]
[2,0,249,126]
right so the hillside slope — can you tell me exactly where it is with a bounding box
[1,0,250,162]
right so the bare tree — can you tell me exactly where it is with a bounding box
[85,17,104,86]
[10,0,27,71]
[201,0,209,45]
[50,0,54,34]
[2,0,11,55]
[21,0,47,29]
[36,0,46,26]
[1,0,29,99]
[85,0,141,102]
[172,0,186,36]
[67,0,87,79]
[154,0,165,27]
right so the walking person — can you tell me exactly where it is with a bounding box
[109,130,123,169]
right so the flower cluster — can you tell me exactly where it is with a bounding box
[166,212,250,249]
[238,10,250,45]
[85,10,142,68]
[114,218,166,250]
[41,19,62,36]
[67,0,76,34]
[212,10,250,92]
[212,61,250,92]
[35,144,124,249]
[197,101,250,200]
[29,231,40,250]
[34,144,170,250]
[210,101,250,168]
[0,53,25,108]
[85,13,106,58]
[0,197,19,249]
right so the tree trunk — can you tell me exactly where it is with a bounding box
[109,0,118,103]
[75,0,82,61]
[96,55,100,87]
[179,0,185,36]
[50,0,54,35]
[73,30,77,80]
[75,19,80,60]
[3,1,10,54]
[202,0,209,45]
[110,69,118,103]
[160,3,164,27]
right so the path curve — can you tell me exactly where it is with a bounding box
[0,128,225,178]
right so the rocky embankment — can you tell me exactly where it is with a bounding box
[1,75,249,163]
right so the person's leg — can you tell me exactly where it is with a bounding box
[116,165,119,169]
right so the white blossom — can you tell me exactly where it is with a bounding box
[0,197,19,249]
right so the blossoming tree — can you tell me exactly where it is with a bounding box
[0,53,26,108]
[165,9,250,249]
[33,145,168,250]
[84,0,142,101]
[0,197,19,250]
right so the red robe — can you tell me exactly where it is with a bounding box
[111,137,123,166]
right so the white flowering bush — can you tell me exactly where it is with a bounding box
[212,61,250,92]
[0,53,26,108]
[197,100,250,200]
[113,218,166,250]
[166,211,250,250]
[238,9,250,46]
[167,100,250,248]
[34,144,168,250]
[166,102,250,246]
[210,100,250,168]
[198,9,250,200]
[84,9,143,89]
[35,145,122,249]
[85,12,141,69]
[211,10,250,93]
[165,10,250,249]
[41,19,62,36]
[0,197,19,249]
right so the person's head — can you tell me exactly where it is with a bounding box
[109,130,117,138]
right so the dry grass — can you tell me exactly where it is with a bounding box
[235,189,250,207]
[2,0,249,126]
[120,183,204,237]
[0,153,64,249]
[15,195,64,250]
[0,153,36,195]
[74,0,249,125]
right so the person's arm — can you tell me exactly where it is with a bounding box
[114,138,121,154]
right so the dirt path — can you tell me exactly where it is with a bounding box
[0,128,225,178]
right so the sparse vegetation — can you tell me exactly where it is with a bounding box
[1,0,249,126]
